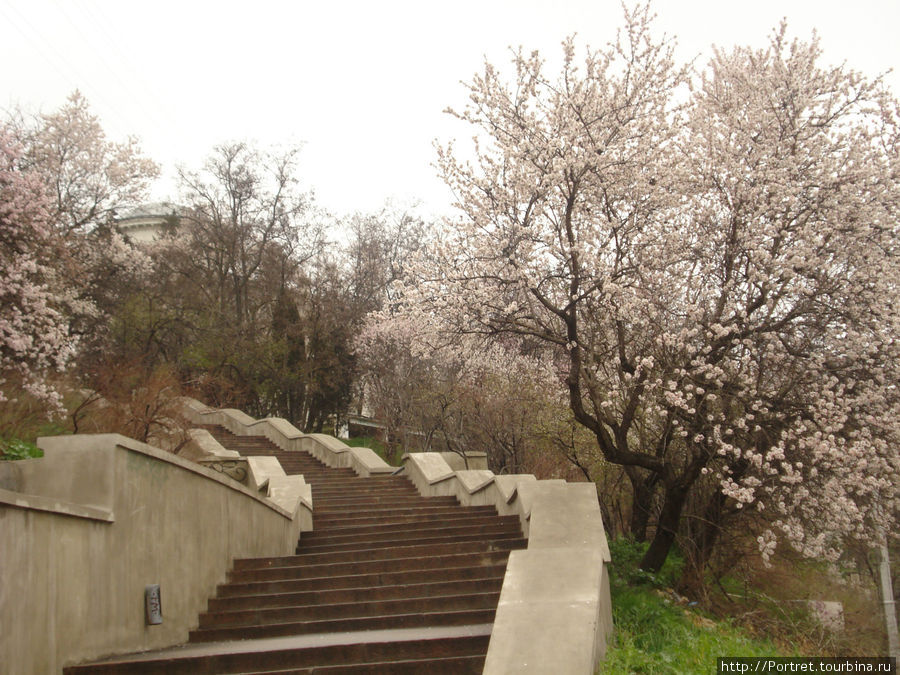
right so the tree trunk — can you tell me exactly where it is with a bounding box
[679,459,748,591]
[679,487,728,594]
[626,467,656,542]
[640,483,688,573]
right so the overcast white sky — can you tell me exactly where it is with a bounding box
[1,0,898,221]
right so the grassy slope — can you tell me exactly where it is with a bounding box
[602,539,791,674]
[601,538,890,673]
[603,582,786,673]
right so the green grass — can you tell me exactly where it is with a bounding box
[602,538,788,674]
[603,585,781,673]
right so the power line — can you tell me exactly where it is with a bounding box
[59,0,181,141]
[0,0,133,138]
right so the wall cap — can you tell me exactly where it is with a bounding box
[36,434,292,519]
[401,452,456,485]
[493,474,538,504]
[455,470,496,494]
[0,486,114,522]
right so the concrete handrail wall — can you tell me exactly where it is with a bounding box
[401,452,614,673]
[180,398,613,673]
[0,433,304,675]
[180,397,396,478]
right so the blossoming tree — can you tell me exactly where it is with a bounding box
[5,93,159,359]
[9,91,159,235]
[356,311,575,471]
[0,133,73,409]
[389,5,900,573]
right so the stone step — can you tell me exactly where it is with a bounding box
[313,504,463,517]
[189,608,497,642]
[228,550,514,584]
[299,513,517,540]
[198,591,500,629]
[215,563,510,598]
[207,577,504,612]
[299,476,373,485]
[275,469,332,476]
[233,654,485,674]
[310,492,421,502]
[301,515,520,539]
[268,461,331,468]
[303,472,380,481]
[312,495,459,509]
[311,482,415,494]
[235,537,525,570]
[65,627,491,674]
[311,506,497,527]
[314,474,410,484]
[296,527,522,554]
[311,483,420,494]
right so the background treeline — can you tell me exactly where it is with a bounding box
[1,93,429,439]
[1,92,568,476]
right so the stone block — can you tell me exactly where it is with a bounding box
[349,447,393,476]
[455,470,496,495]
[529,483,610,561]
[493,474,537,504]
[402,452,455,485]
[261,417,304,444]
[246,456,285,492]
[267,475,313,531]
[515,479,566,519]
[484,547,605,674]
[180,428,240,461]
[807,600,844,632]
[439,451,488,471]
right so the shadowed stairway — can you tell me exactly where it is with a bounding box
[64,425,526,674]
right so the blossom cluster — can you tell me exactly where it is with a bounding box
[0,133,73,409]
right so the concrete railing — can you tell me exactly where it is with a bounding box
[181,397,397,479]
[0,433,305,675]
[402,453,614,673]
[181,398,614,673]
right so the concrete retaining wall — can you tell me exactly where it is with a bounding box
[401,452,614,673]
[0,433,302,675]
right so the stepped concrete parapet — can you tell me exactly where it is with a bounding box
[401,451,613,673]
[181,397,396,478]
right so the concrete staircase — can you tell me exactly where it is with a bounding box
[65,425,525,673]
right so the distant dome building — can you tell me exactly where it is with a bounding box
[116,202,182,244]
